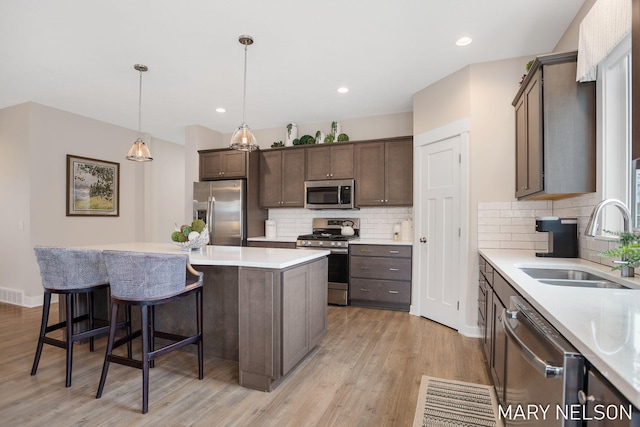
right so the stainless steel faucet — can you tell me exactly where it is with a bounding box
[584,198,632,237]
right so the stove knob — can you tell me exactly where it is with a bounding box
[331,241,336,247]
[319,241,324,246]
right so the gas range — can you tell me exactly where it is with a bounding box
[296,218,360,249]
[297,218,359,306]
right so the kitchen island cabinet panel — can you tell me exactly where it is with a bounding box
[239,257,328,391]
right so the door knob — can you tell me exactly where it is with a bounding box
[419,237,427,243]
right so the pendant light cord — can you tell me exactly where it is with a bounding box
[138,69,143,138]
[241,42,248,125]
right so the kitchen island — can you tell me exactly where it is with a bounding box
[480,249,640,408]
[80,243,330,392]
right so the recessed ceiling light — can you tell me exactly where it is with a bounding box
[456,37,472,47]
[337,87,349,93]
[215,107,226,113]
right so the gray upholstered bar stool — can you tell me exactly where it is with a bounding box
[97,251,203,414]
[32,246,115,387]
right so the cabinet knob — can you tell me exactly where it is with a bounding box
[419,237,427,243]
[577,390,595,405]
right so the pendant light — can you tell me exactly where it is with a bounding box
[126,64,153,162]
[230,35,259,151]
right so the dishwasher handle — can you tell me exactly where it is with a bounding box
[502,308,564,379]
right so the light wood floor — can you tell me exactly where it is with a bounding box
[0,302,490,427]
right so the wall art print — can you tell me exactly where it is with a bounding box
[66,154,119,217]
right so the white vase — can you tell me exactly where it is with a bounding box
[315,131,325,144]
[331,121,341,140]
[285,123,297,146]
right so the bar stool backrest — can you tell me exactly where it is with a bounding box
[102,251,188,301]
[34,246,108,291]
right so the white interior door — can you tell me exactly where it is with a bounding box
[417,134,461,329]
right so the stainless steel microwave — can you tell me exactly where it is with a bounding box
[304,179,356,209]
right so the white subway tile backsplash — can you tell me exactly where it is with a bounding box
[267,207,413,239]
[477,194,625,271]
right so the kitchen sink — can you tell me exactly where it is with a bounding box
[520,267,630,289]
[538,279,629,289]
[520,267,608,281]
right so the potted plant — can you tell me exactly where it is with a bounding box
[599,231,640,277]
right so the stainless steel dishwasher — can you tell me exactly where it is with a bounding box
[502,296,585,426]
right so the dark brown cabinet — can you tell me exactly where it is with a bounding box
[513,51,596,200]
[238,257,328,391]
[583,367,639,425]
[199,149,248,180]
[247,241,297,249]
[478,254,519,405]
[354,137,413,207]
[349,244,412,311]
[259,148,305,208]
[305,144,354,180]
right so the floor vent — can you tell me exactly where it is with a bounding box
[0,287,24,306]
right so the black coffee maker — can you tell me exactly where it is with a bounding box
[535,217,578,258]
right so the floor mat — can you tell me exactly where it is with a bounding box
[413,375,502,427]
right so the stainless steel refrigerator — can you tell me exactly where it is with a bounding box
[193,180,248,246]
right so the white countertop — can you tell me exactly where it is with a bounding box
[350,238,413,246]
[247,236,413,246]
[78,242,330,269]
[247,236,298,243]
[480,249,640,407]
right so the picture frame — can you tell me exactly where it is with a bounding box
[66,155,120,217]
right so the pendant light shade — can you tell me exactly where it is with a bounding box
[230,35,259,151]
[127,64,153,162]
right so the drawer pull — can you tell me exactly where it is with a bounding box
[360,249,371,253]
[388,290,399,294]
[360,266,371,270]
[389,268,400,271]
[389,250,400,254]
[360,288,370,292]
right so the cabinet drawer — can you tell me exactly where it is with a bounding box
[350,256,412,281]
[350,278,410,304]
[350,245,411,258]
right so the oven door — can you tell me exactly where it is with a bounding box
[327,250,349,305]
[297,246,349,305]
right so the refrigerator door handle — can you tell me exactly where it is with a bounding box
[207,197,215,244]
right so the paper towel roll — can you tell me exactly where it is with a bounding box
[401,219,412,241]
[265,220,276,239]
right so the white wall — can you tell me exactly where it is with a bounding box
[412,56,528,335]
[0,102,184,304]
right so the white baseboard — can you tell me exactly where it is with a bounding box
[0,288,51,308]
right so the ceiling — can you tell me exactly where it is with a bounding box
[0,0,585,145]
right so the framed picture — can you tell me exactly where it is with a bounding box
[66,155,120,217]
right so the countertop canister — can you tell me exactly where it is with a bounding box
[401,219,412,241]
[265,220,277,239]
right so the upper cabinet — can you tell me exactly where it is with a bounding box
[513,51,596,200]
[354,136,413,207]
[305,144,354,180]
[199,149,247,180]
[260,148,306,208]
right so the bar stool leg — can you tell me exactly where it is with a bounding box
[197,289,203,380]
[65,293,74,387]
[126,305,132,359]
[88,290,95,352]
[141,305,150,414]
[31,291,52,376]
[96,302,119,399]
